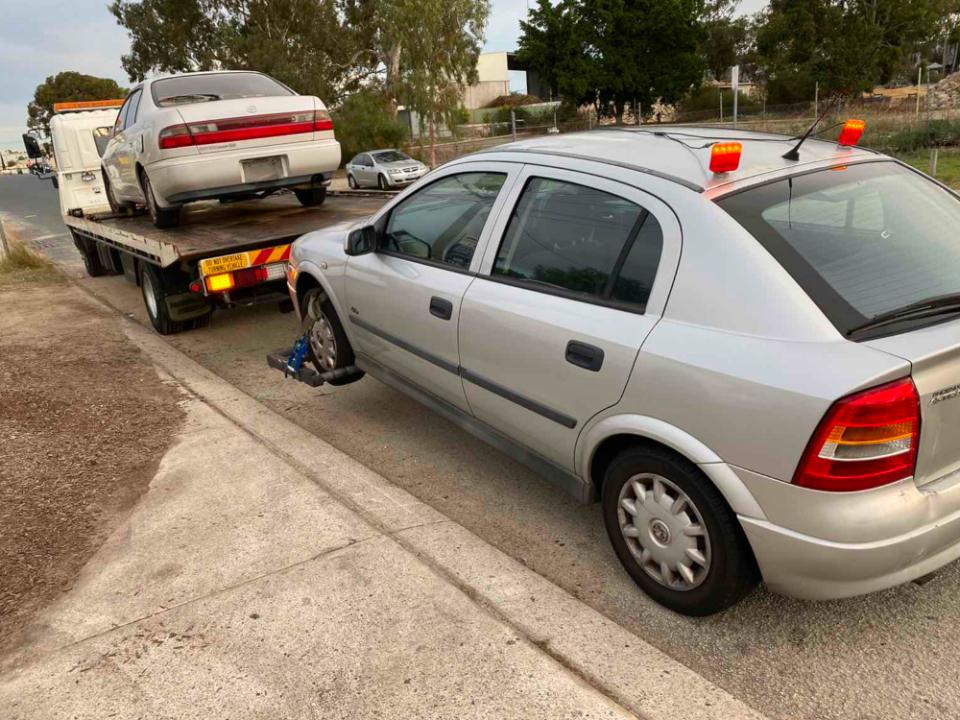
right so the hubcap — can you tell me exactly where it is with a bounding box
[617,473,711,591]
[142,271,159,319]
[307,295,338,370]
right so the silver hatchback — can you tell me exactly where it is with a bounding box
[288,127,960,615]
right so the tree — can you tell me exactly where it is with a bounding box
[331,87,409,162]
[700,0,750,81]
[517,0,594,101]
[27,72,127,138]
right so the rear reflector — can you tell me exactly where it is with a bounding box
[793,378,920,492]
[205,272,235,293]
[838,119,866,147]
[159,109,333,150]
[710,142,742,174]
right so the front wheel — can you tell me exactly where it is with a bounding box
[302,289,361,386]
[377,174,389,190]
[142,172,182,229]
[347,174,358,189]
[294,187,327,207]
[602,446,758,616]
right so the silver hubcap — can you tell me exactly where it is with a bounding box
[142,272,158,319]
[307,295,338,370]
[617,473,711,591]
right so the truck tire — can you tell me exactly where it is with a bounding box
[294,187,327,207]
[142,172,182,229]
[71,229,110,277]
[140,263,184,335]
[302,288,361,386]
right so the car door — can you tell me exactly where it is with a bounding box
[458,166,681,470]
[358,154,375,187]
[344,163,517,412]
[102,95,132,197]
[112,88,143,199]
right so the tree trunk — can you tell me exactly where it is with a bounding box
[385,44,402,119]
[428,113,437,167]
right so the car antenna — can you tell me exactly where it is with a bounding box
[782,97,839,161]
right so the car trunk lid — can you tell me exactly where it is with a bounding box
[867,317,960,487]
[172,97,322,154]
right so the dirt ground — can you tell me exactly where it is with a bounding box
[0,271,184,657]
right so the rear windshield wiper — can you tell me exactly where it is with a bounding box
[847,293,960,338]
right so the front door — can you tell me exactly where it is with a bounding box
[458,167,681,470]
[344,164,516,412]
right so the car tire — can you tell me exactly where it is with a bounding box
[294,187,327,207]
[102,169,131,214]
[140,263,185,335]
[347,174,358,189]
[601,445,758,616]
[302,288,362,386]
[377,174,389,191]
[142,172,182,229]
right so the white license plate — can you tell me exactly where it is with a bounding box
[242,156,284,183]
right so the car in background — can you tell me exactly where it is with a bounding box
[100,70,340,228]
[345,149,428,190]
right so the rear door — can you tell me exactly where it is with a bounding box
[344,163,517,412]
[458,167,681,470]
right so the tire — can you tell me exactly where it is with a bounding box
[189,311,213,330]
[142,172,182,229]
[601,445,758,616]
[302,288,362,386]
[140,263,185,335]
[102,169,131,214]
[347,174,358,189]
[294,187,327,206]
[377,174,389,190]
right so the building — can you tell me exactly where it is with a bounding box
[462,51,547,110]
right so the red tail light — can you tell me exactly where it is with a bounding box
[793,378,920,492]
[838,119,866,147]
[159,109,333,150]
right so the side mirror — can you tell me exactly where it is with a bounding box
[22,133,42,159]
[345,225,377,256]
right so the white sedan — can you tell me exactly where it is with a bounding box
[100,70,341,228]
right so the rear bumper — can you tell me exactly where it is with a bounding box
[146,139,341,205]
[735,466,960,599]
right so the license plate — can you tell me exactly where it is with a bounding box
[242,156,283,183]
[200,252,249,275]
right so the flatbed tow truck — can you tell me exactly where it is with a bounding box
[23,99,385,334]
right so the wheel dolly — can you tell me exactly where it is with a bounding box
[266,332,359,387]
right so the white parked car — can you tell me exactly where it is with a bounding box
[100,70,341,228]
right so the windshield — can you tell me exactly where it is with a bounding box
[152,73,294,107]
[718,161,960,336]
[374,150,410,163]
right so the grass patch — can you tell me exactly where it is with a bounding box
[896,148,960,190]
[0,232,60,286]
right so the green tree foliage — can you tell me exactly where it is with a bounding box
[331,88,409,163]
[27,72,127,137]
[518,0,705,121]
[700,0,751,81]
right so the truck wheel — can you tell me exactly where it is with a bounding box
[294,187,327,207]
[302,289,361,386]
[601,445,758,616]
[143,173,182,229]
[140,263,184,335]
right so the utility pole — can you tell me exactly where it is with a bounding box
[814,81,819,118]
[0,216,10,259]
[511,109,517,142]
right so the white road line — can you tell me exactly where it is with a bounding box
[30,232,69,242]
[23,214,37,219]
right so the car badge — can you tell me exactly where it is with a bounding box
[246,105,257,114]
[931,384,960,406]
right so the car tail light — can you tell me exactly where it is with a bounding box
[793,378,920,492]
[838,119,866,147]
[159,110,330,150]
[710,142,742,174]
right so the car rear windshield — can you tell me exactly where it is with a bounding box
[152,73,294,107]
[718,161,960,336]
[374,151,410,163]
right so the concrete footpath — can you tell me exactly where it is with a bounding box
[0,303,767,719]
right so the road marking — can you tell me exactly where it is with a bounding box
[30,232,69,242]
[23,214,37,219]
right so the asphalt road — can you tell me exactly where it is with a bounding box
[3,174,959,720]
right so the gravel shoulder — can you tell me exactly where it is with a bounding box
[0,273,185,659]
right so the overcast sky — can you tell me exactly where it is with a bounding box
[0,0,769,149]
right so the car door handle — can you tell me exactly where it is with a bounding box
[565,341,604,372]
[430,296,453,320]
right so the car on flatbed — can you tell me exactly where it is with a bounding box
[285,123,960,615]
[23,100,376,335]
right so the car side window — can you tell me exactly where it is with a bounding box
[361,155,373,167]
[492,177,663,310]
[124,90,142,129]
[114,97,131,134]
[382,172,506,269]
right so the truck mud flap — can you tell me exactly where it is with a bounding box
[266,348,360,387]
[165,291,211,321]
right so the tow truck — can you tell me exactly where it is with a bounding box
[22,99,382,334]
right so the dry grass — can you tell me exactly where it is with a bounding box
[0,232,60,285]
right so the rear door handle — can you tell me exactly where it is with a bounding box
[565,340,604,372]
[430,296,453,320]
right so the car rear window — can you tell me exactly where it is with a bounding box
[718,161,960,335]
[152,73,294,107]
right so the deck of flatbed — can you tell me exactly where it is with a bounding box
[71,194,385,267]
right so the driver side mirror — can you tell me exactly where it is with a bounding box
[345,225,378,256]
[22,133,42,159]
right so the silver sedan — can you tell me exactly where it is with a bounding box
[345,149,428,190]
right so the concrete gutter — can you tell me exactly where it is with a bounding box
[0,293,768,720]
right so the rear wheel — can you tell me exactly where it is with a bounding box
[302,288,361,386]
[142,172,182,229]
[601,446,758,616]
[140,263,184,335]
[294,186,327,206]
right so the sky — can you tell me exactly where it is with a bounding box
[0,0,769,150]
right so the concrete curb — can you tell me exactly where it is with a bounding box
[109,312,769,720]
